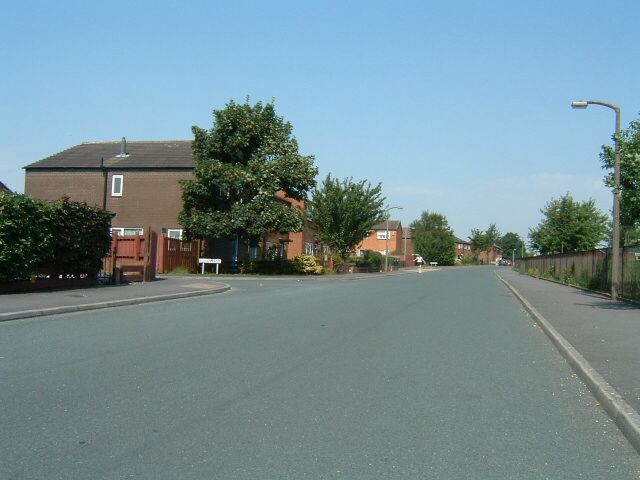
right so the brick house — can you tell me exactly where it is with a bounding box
[357,220,403,257]
[454,236,473,262]
[24,139,317,261]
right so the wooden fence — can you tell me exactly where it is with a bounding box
[156,237,202,274]
[516,247,640,301]
[103,230,157,283]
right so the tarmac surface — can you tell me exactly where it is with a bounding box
[498,268,640,449]
[0,268,640,450]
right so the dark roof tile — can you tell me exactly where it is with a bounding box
[24,141,194,169]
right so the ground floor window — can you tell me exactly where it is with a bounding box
[304,242,315,255]
[111,227,143,236]
[167,228,183,239]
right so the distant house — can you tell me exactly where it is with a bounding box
[476,244,502,264]
[23,139,317,261]
[0,181,12,195]
[357,220,404,257]
[454,237,473,262]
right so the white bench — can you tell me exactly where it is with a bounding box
[429,262,438,267]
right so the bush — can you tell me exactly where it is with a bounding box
[330,253,345,273]
[352,250,384,269]
[0,194,113,282]
[460,256,475,266]
[241,258,295,274]
[292,254,324,274]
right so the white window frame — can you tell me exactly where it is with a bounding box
[111,174,123,197]
[377,231,391,240]
[110,227,143,236]
[304,242,314,255]
[167,228,183,240]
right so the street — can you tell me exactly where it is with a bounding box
[1,267,639,479]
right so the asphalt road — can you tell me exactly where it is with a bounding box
[1,267,639,479]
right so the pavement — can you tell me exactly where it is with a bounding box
[497,268,640,452]
[0,275,231,322]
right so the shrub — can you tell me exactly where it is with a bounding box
[292,254,324,274]
[330,253,345,273]
[352,250,384,269]
[0,194,113,282]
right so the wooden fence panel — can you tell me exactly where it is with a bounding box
[157,236,201,274]
[102,230,157,282]
[516,248,640,301]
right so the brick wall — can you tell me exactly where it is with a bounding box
[357,227,403,255]
[25,169,193,235]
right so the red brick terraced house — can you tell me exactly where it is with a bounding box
[356,220,404,258]
[454,236,473,263]
[23,139,318,262]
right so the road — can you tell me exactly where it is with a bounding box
[1,267,639,479]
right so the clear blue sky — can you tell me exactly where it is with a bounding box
[2,0,639,242]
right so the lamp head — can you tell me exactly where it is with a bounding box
[571,100,589,109]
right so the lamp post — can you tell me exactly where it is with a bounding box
[571,99,621,300]
[384,206,403,272]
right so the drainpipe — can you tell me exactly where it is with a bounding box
[101,157,108,211]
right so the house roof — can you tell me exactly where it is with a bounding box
[0,181,11,194]
[454,236,471,245]
[371,220,402,231]
[24,140,194,169]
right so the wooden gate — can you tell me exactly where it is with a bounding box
[103,230,157,282]
[156,236,201,274]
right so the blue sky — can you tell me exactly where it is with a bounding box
[2,0,639,241]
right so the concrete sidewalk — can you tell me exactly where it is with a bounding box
[0,275,230,322]
[498,268,640,452]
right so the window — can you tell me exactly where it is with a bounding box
[167,229,183,240]
[110,227,143,236]
[377,231,391,240]
[111,175,123,196]
[304,242,315,255]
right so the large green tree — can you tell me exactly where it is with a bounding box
[528,193,609,254]
[307,175,386,260]
[498,232,526,259]
[179,99,318,247]
[411,211,455,266]
[601,117,640,236]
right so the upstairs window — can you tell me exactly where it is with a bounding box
[111,175,123,196]
[377,231,391,240]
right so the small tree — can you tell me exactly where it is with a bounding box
[411,211,455,265]
[307,174,386,260]
[469,223,501,257]
[528,193,609,254]
[179,99,318,252]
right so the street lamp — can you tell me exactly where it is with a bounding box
[571,99,622,300]
[384,206,403,272]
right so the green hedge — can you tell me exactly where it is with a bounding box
[0,194,114,282]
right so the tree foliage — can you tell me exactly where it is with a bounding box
[469,223,501,253]
[307,174,386,260]
[601,117,640,231]
[411,211,455,266]
[498,232,526,259]
[528,193,609,254]
[179,99,318,244]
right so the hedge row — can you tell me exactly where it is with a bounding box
[0,194,114,282]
